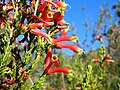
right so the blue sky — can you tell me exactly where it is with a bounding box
[61,0,117,55]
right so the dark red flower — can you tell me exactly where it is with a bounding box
[41,10,53,22]
[38,2,47,12]
[53,12,63,22]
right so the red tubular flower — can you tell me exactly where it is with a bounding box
[44,1,58,8]
[44,48,52,66]
[52,54,60,67]
[44,54,60,73]
[103,55,114,64]
[53,36,78,43]
[60,28,69,37]
[30,28,52,42]
[54,1,68,8]
[55,43,83,54]
[104,55,112,60]
[38,0,62,12]
[106,60,114,64]
[38,1,47,12]
[41,10,53,22]
[92,59,100,63]
[57,19,69,26]
[39,0,45,5]
[47,68,70,74]
[44,61,53,73]
[30,22,53,29]
[38,2,52,12]
[53,12,63,22]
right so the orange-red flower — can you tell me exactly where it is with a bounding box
[55,43,83,54]
[30,28,52,42]
[41,10,53,22]
[103,55,114,64]
[92,59,100,63]
[47,68,70,74]
[39,0,44,4]
[30,22,54,29]
[54,1,68,8]
[103,55,111,60]
[53,12,63,22]
[51,54,60,67]
[38,2,47,12]
[57,19,69,26]
[53,36,78,43]
[60,28,69,37]
[44,48,52,66]
[106,59,114,64]
[44,54,60,73]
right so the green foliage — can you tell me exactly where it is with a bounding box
[31,74,46,90]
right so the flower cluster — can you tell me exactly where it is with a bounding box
[25,0,83,75]
[0,0,83,75]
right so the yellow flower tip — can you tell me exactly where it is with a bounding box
[61,4,68,9]
[47,13,53,19]
[69,69,73,73]
[55,1,68,9]
[64,28,70,32]
[58,19,69,25]
[44,22,54,26]
[77,48,83,54]
[52,54,58,62]
[71,36,78,43]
